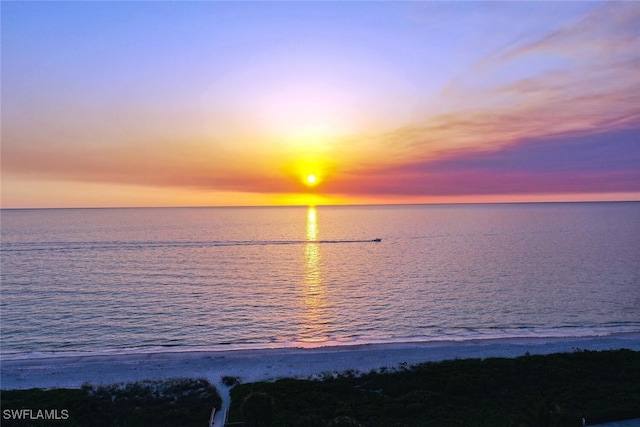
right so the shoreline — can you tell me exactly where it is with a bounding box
[3,327,639,361]
[2,332,639,390]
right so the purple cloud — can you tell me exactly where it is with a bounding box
[327,127,640,196]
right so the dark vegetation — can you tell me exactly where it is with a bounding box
[241,392,274,427]
[228,349,640,427]
[2,350,638,426]
[1,378,221,427]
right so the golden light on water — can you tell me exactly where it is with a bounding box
[306,206,318,240]
[300,206,328,345]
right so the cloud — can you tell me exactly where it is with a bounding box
[345,3,640,179]
[325,127,640,197]
[434,3,640,138]
[1,137,303,194]
[487,3,640,66]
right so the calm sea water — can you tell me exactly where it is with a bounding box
[1,203,639,356]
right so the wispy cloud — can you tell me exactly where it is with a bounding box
[1,138,303,194]
[331,2,640,197]
[326,127,640,197]
[486,3,640,67]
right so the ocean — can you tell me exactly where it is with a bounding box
[1,202,639,357]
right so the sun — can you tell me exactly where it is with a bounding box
[286,158,330,190]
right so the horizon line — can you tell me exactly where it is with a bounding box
[2,199,639,211]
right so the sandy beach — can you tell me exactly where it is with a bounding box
[3,333,639,390]
[2,333,639,426]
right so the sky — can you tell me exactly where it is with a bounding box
[2,1,639,208]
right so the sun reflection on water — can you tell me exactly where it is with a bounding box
[300,206,328,345]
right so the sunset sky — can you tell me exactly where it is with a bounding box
[2,1,639,208]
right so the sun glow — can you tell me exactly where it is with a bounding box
[286,156,330,190]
